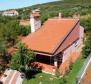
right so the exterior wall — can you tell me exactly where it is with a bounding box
[58,38,83,75]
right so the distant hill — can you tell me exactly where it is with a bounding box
[16,0,91,21]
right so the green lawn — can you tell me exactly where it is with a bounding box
[23,73,61,84]
[23,57,85,84]
[64,57,85,84]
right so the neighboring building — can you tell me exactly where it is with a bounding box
[0,69,23,84]
[19,19,30,26]
[30,9,41,33]
[0,11,3,15]
[2,10,19,16]
[22,15,84,75]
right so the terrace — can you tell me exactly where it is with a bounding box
[30,54,62,74]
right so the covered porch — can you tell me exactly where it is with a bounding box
[31,53,62,74]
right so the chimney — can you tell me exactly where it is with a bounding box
[30,8,41,33]
[59,13,62,19]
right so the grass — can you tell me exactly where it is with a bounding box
[23,73,60,84]
[64,57,85,84]
[23,57,85,84]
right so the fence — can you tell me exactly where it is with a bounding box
[76,53,91,84]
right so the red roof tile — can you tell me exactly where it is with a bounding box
[22,18,79,55]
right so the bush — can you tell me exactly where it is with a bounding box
[20,26,30,36]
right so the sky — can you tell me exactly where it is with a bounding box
[0,0,58,11]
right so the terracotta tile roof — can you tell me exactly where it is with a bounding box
[22,18,79,55]
[4,70,14,84]
[11,72,20,84]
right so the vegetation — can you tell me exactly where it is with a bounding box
[20,26,30,36]
[0,16,31,73]
[0,16,30,46]
[0,0,91,84]
[17,0,91,20]
[9,43,35,71]
[81,18,91,58]
[22,57,84,84]
[23,72,61,84]
[64,57,85,84]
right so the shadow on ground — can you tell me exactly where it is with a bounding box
[25,68,42,79]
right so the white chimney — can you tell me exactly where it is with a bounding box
[30,9,41,33]
[59,13,62,19]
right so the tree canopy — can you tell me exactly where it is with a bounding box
[9,43,35,71]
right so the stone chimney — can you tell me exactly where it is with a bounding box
[30,8,41,33]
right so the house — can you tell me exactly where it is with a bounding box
[22,12,84,75]
[2,9,19,16]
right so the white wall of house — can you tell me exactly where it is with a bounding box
[62,38,82,63]
[62,41,75,63]
[62,26,84,63]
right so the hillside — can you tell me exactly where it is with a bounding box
[17,0,91,20]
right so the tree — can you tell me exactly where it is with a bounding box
[3,20,20,45]
[20,26,30,36]
[81,18,91,58]
[0,40,6,56]
[0,39,9,71]
[9,43,35,71]
[82,32,91,58]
